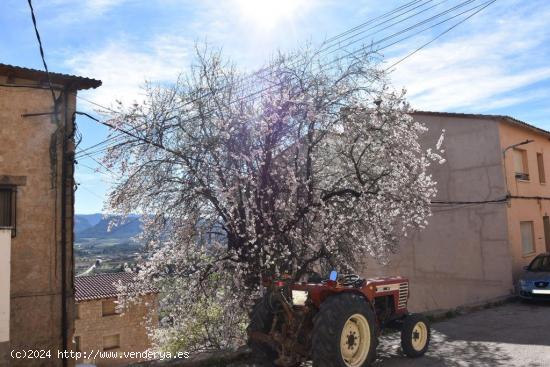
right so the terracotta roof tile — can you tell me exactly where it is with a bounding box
[0,62,101,90]
[75,272,137,302]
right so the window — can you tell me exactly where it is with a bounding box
[74,336,81,352]
[537,153,546,184]
[101,299,118,316]
[528,255,550,272]
[102,334,120,351]
[0,187,16,236]
[75,304,81,319]
[513,149,529,180]
[520,221,535,255]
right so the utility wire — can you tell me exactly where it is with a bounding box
[328,0,488,65]
[27,0,57,107]
[386,0,496,70]
[324,0,428,44]
[76,94,119,114]
[318,0,452,57]
[75,0,463,158]
[76,0,494,160]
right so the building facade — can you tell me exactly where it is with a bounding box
[498,118,550,274]
[0,63,101,366]
[74,273,157,367]
[362,111,550,313]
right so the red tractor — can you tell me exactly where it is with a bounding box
[247,271,430,367]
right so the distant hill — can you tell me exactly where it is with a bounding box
[75,213,103,233]
[74,214,144,276]
[75,216,92,234]
[75,214,142,240]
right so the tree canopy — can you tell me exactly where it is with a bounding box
[106,46,443,351]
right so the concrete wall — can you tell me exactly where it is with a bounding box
[74,295,157,366]
[499,121,550,278]
[0,74,76,366]
[360,113,514,312]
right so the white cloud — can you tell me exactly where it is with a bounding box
[64,0,324,110]
[66,35,192,109]
[386,1,550,112]
[64,0,550,117]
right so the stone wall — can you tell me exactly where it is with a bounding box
[74,294,157,366]
[0,74,76,366]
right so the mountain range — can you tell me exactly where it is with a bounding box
[74,214,144,275]
[75,214,142,240]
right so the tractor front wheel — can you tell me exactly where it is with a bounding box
[400,314,430,358]
[312,293,377,367]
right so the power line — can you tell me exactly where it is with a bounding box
[386,0,496,70]
[26,0,57,106]
[324,0,428,44]
[75,110,515,208]
[76,0,494,160]
[318,0,450,57]
[76,94,119,114]
[431,197,507,205]
[74,0,463,158]
[327,0,487,65]
[78,152,119,176]
[76,184,106,200]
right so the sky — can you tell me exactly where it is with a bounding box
[1,0,549,214]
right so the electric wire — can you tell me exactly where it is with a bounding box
[74,0,477,158]
[76,0,494,160]
[386,0,495,70]
[26,0,57,107]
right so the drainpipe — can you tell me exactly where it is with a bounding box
[60,86,70,367]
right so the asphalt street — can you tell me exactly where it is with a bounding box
[374,301,550,366]
[228,300,550,367]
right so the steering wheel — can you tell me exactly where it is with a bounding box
[341,274,363,287]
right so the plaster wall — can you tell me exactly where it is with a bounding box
[498,121,550,277]
[360,113,514,312]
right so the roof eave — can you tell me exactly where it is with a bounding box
[0,63,102,90]
[413,110,550,140]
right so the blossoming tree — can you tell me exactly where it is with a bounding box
[106,47,443,351]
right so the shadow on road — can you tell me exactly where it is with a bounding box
[376,330,515,366]
[226,301,550,367]
[375,301,550,366]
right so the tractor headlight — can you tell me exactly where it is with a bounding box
[292,290,309,306]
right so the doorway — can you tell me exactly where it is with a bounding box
[543,216,550,253]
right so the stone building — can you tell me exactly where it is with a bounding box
[74,273,157,367]
[363,111,550,312]
[0,63,101,366]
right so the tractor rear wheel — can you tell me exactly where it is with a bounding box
[400,314,430,357]
[312,293,377,367]
[247,296,278,365]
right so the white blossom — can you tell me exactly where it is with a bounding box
[107,46,443,352]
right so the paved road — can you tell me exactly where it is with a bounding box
[230,301,550,367]
[376,301,550,367]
